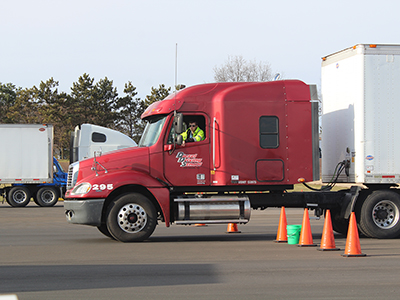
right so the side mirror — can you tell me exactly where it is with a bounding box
[174,113,184,134]
[175,134,183,145]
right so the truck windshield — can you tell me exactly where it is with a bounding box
[138,115,167,147]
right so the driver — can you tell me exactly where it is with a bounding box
[181,120,205,146]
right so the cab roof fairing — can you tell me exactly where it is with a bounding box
[140,82,247,120]
[140,80,311,120]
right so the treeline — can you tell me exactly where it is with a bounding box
[0,73,179,159]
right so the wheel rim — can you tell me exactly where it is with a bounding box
[41,190,55,203]
[12,191,27,204]
[117,203,148,233]
[372,200,400,229]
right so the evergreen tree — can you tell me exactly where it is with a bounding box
[0,83,20,123]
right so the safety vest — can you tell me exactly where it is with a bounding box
[181,127,205,142]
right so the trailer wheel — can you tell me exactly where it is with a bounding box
[36,187,59,207]
[359,190,400,239]
[330,209,349,235]
[106,193,157,242]
[8,187,31,207]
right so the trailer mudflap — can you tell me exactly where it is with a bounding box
[342,186,362,219]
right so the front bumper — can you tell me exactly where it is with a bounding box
[64,199,105,226]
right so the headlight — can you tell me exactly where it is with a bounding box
[70,182,92,195]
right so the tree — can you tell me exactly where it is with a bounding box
[114,82,146,143]
[0,83,20,123]
[69,74,117,128]
[213,55,273,82]
[6,87,39,124]
[33,78,71,159]
[94,77,118,127]
[115,83,172,143]
[144,84,171,107]
[0,77,177,159]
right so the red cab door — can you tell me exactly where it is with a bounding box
[163,115,210,187]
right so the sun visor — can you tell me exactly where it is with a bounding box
[141,94,184,119]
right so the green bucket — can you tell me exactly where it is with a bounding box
[287,224,302,245]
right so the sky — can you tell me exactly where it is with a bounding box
[1,0,399,99]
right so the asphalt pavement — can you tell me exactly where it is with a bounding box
[1,202,400,300]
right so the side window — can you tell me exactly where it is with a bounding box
[92,132,107,143]
[259,116,279,149]
[167,115,206,144]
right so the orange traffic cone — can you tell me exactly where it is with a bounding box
[298,208,317,247]
[317,209,340,251]
[226,223,241,233]
[194,223,207,227]
[342,212,366,257]
[275,206,288,243]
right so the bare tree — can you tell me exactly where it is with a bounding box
[213,55,273,82]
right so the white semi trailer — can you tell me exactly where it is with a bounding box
[0,124,66,207]
[321,44,400,238]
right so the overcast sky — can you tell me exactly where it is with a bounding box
[1,0,399,98]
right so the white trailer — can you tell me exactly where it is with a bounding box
[322,44,400,184]
[0,124,67,207]
[321,44,400,238]
[0,124,53,183]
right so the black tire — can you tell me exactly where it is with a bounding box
[97,224,115,240]
[359,190,400,239]
[36,187,59,207]
[330,209,349,235]
[8,187,31,207]
[106,193,157,242]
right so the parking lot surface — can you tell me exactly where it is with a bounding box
[1,203,400,300]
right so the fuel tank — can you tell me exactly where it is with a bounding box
[174,195,251,225]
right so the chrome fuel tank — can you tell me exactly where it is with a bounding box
[174,195,251,225]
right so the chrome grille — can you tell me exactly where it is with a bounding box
[67,161,79,191]
[67,165,74,190]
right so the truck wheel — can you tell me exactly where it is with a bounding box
[36,187,59,207]
[359,190,400,238]
[106,193,157,242]
[8,187,31,207]
[97,224,115,240]
[330,209,349,235]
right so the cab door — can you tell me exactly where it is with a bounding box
[163,114,210,186]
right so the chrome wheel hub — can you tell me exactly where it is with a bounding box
[13,191,27,203]
[117,203,147,233]
[372,200,399,229]
[41,191,55,203]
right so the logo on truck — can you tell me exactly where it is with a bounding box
[176,152,203,167]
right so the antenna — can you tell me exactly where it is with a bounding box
[171,43,179,155]
[175,43,178,92]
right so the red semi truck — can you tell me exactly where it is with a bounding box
[64,80,337,242]
[63,78,398,242]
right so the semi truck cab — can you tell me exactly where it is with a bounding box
[64,80,320,242]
